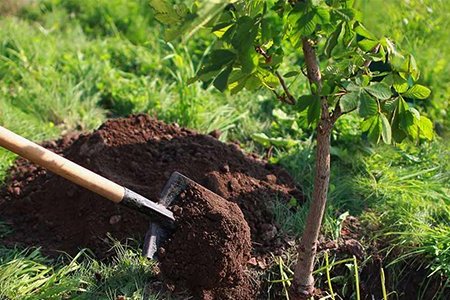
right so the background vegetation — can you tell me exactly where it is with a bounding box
[0,0,448,299]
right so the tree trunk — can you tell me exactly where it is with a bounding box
[289,38,333,299]
[290,118,332,298]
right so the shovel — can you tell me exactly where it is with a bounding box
[0,125,197,259]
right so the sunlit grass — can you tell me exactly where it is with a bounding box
[0,240,167,300]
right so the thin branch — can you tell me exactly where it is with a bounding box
[255,45,296,105]
[270,87,293,105]
[302,38,329,124]
[301,38,323,92]
[341,107,357,115]
[300,65,308,78]
[275,71,296,105]
[330,100,342,124]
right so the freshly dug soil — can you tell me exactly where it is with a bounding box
[0,114,301,258]
[159,183,253,299]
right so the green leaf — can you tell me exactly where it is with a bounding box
[212,22,234,38]
[252,133,299,148]
[213,66,232,92]
[261,17,272,43]
[382,98,398,113]
[343,22,355,46]
[361,116,374,132]
[404,111,420,139]
[391,98,408,142]
[149,0,181,24]
[395,98,420,140]
[340,92,359,112]
[228,70,249,95]
[252,133,271,147]
[240,49,259,74]
[273,109,294,121]
[368,115,381,143]
[288,197,298,208]
[359,91,378,117]
[296,94,318,112]
[283,71,300,78]
[198,50,235,76]
[244,74,262,90]
[209,49,236,68]
[269,137,299,148]
[162,1,230,41]
[398,99,413,130]
[346,82,361,92]
[361,115,381,143]
[379,113,392,144]
[358,39,379,51]
[314,6,330,24]
[334,8,357,21]
[391,74,409,93]
[297,11,317,36]
[401,54,420,81]
[418,116,433,140]
[354,22,377,40]
[321,80,336,96]
[259,70,279,89]
[397,96,409,115]
[324,22,342,57]
[356,75,370,87]
[364,82,392,100]
[307,97,321,125]
[402,84,431,99]
[232,16,256,50]
[164,27,181,41]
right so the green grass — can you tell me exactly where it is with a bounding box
[270,139,450,298]
[0,241,167,300]
[0,0,449,298]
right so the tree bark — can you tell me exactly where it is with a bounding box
[289,38,334,299]
[290,117,332,298]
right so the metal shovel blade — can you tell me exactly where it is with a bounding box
[142,171,195,259]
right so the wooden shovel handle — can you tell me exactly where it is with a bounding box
[0,126,125,203]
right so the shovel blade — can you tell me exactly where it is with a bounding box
[143,171,195,259]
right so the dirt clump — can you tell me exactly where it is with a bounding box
[159,183,253,299]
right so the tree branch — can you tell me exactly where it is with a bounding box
[330,100,342,124]
[301,38,323,91]
[255,45,296,105]
[275,70,296,105]
[301,38,329,122]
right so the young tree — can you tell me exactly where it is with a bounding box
[150,0,433,298]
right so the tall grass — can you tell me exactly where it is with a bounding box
[0,240,167,300]
[0,248,84,299]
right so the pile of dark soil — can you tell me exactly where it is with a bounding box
[0,114,302,298]
[159,183,253,299]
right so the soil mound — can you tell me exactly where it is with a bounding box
[0,114,302,258]
[159,183,253,299]
[0,114,304,298]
